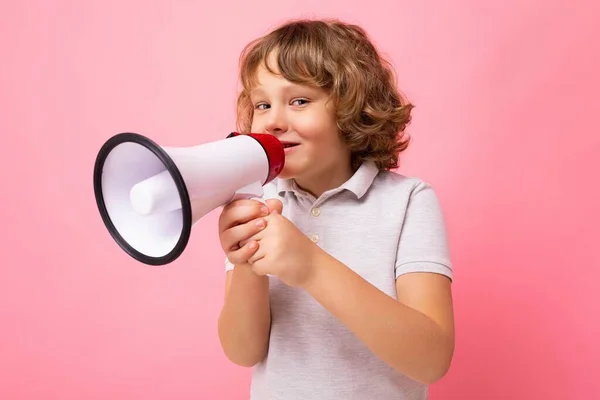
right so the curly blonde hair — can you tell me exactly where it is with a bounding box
[236,18,414,171]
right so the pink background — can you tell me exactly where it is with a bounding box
[2,0,598,398]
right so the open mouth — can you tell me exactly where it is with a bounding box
[282,142,299,149]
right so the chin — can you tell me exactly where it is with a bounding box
[278,162,306,180]
[277,157,311,181]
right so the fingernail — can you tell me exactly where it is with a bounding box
[248,242,257,249]
[261,206,269,215]
[256,218,265,228]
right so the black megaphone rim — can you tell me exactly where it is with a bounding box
[93,132,192,266]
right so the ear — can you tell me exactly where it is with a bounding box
[265,198,283,214]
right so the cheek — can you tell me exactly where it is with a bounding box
[250,110,268,132]
[250,116,260,132]
[296,113,338,144]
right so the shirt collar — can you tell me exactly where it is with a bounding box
[276,160,379,200]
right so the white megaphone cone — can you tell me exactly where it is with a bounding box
[93,131,285,265]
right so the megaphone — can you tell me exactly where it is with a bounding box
[93,131,285,266]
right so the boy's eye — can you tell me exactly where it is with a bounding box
[291,99,309,106]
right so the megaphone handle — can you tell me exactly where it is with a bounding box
[249,196,267,205]
[230,180,267,205]
[231,187,278,278]
[229,183,274,276]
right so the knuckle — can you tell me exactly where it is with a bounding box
[234,205,261,222]
[228,253,243,265]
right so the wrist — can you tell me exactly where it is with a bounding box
[300,247,330,291]
[234,263,268,282]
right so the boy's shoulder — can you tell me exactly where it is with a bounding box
[262,169,438,202]
[372,169,436,196]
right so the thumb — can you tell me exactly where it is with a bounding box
[265,198,283,214]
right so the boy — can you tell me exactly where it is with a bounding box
[217,18,454,399]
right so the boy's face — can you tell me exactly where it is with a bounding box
[249,57,352,190]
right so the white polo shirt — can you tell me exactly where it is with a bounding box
[225,160,453,400]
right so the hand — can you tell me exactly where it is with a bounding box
[246,199,322,288]
[218,198,270,266]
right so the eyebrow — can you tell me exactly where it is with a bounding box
[250,84,320,97]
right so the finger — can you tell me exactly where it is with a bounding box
[220,200,268,229]
[249,256,269,276]
[219,200,269,232]
[238,219,268,248]
[222,217,266,251]
[265,199,283,215]
[227,241,259,266]
[222,198,260,213]
[247,248,265,267]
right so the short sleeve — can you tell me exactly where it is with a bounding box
[395,181,453,281]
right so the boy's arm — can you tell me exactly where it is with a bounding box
[302,182,454,384]
[302,258,454,384]
[218,265,271,367]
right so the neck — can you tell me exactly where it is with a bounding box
[294,159,355,198]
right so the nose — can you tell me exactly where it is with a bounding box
[265,106,288,135]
